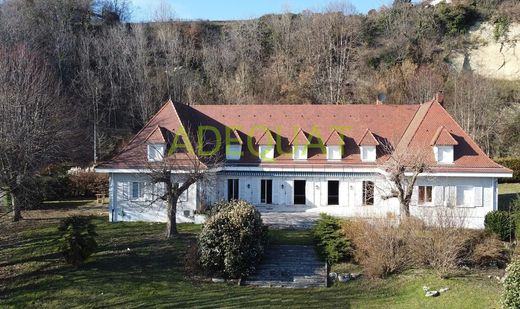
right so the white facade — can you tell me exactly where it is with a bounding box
[108,173,198,223]
[433,145,454,164]
[105,170,500,229]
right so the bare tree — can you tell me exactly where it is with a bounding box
[381,141,430,218]
[0,45,68,221]
[144,127,222,238]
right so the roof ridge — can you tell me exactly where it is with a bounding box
[395,100,434,153]
[171,101,207,169]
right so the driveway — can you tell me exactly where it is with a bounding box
[259,211,319,229]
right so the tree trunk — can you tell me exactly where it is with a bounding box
[165,193,179,239]
[11,191,22,222]
[399,201,410,218]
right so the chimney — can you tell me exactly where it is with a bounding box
[376,93,386,105]
[435,91,445,107]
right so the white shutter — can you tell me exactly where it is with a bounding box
[120,182,129,201]
[411,186,418,206]
[448,186,457,206]
[354,181,363,206]
[474,186,483,207]
[433,186,444,206]
[144,182,153,201]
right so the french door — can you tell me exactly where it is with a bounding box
[227,179,239,201]
[261,179,273,204]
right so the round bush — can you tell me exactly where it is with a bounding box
[198,200,267,278]
[58,216,98,267]
[502,259,520,309]
[485,211,515,241]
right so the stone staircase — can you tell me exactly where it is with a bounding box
[242,245,327,288]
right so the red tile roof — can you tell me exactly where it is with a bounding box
[324,129,345,146]
[289,128,310,146]
[97,100,511,174]
[256,129,276,145]
[358,129,380,146]
[431,126,458,146]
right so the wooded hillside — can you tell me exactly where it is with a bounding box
[1,0,519,163]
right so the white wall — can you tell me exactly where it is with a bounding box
[109,173,198,223]
[410,176,496,228]
[215,174,496,228]
[109,172,497,229]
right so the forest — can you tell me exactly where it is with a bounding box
[0,0,519,166]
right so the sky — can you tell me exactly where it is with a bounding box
[129,0,394,22]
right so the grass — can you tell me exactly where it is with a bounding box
[0,202,506,308]
[268,229,314,246]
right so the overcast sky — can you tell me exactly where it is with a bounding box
[129,0,394,22]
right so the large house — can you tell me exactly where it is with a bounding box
[95,97,512,228]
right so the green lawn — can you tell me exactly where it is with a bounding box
[0,214,504,308]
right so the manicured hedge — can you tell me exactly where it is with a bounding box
[485,211,515,241]
[495,157,520,183]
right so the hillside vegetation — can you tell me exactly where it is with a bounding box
[0,0,519,162]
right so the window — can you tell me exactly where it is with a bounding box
[147,144,166,162]
[362,181,374,206]
[361,146,376,162]
[328,181,339,205]
[418,186,433,205]
[226,144,242,160]
[259,145,275,160]
[292,146,308,160]
[435,146,454,164]
[457,186,474,206]
[327,146,342,160]
[131,182,144,200]
[227,179,239,201]
[261,179,273,204]
[294,180,306,205]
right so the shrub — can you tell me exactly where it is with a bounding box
[198,200,267,278]
[312,214,351,264]
[485,211,515,241]
[469,232,509,268]
[342,219,414,278]
[68,171,109,197]
[58,216,98,267]
[502,258,520,309]
[495,157,520,183]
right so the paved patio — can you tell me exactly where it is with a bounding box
[259,211,319,229]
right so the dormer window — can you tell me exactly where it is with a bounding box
[144,126,170,162]
[225,128,243,161]
[324,129,344,161]
[290,128,309,160]
[358,129,379,162]
[360,146,376,162]
[256,129,276,161]
[431,126,457,164]
[434,146,454,164]
[148,143,166,161]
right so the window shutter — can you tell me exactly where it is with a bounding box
[144,182,153,201]
[447,186,457,206]
[433,186,444,206]
[474,186,483,207]
[411,186,418,206]
[121,182,129,200]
